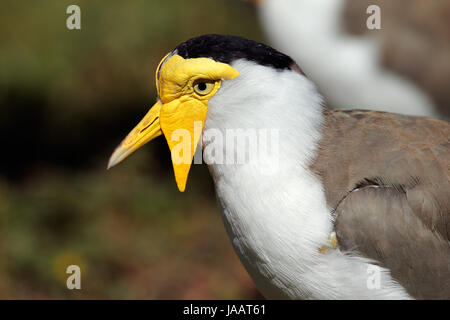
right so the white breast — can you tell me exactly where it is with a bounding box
[202,60,412,299]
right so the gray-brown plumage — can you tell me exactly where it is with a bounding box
[310,109,450,299]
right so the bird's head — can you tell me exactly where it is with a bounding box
[108,34,304,192]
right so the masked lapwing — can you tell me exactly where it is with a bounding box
[108,34,450,299]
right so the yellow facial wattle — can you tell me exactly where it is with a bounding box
[108,54,239,192]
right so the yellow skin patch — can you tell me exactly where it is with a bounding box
[318,232,338,254]
[108,54,239,191]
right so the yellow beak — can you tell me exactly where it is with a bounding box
[108,98,207,192]
[107,100,162,171]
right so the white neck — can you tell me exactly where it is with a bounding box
[202,60,411,299]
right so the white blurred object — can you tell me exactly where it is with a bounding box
[258,0,438,117]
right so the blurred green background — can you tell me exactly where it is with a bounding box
[0,0,264,299]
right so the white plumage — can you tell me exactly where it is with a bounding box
[206,59,411,299]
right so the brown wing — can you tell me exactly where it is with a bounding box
[334,186,450,299]
[310,109,450,299]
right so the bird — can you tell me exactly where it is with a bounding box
[108,34,450,299]
[255,0,439,118]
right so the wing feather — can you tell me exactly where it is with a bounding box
[310,109,450,299]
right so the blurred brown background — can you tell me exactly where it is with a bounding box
[0,0,448,299]
[343,0,450,117]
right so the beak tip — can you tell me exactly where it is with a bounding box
[107,153,120,170]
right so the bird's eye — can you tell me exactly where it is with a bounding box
[194,80,215,96]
